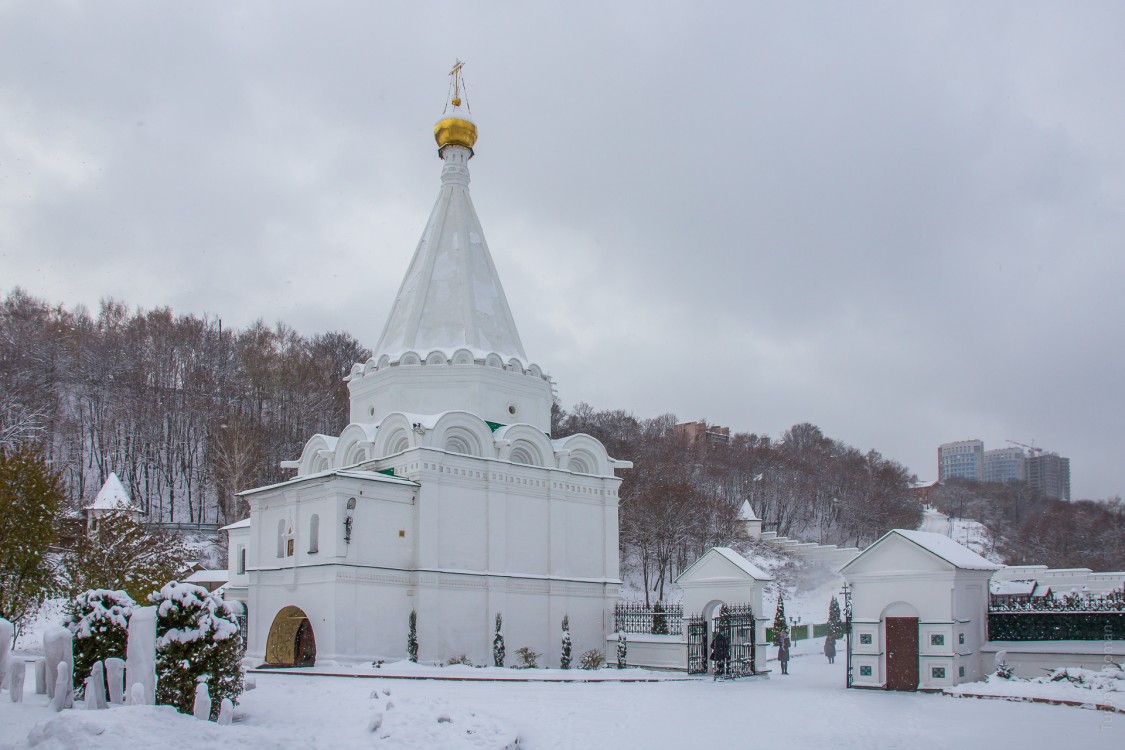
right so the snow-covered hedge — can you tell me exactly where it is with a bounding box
[64,589,136,699]
[150,581,243,719]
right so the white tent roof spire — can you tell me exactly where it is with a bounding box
[373,114,528,365]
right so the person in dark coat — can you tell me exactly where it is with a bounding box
[777,632,791,674]
[710,630,730,678]
[824,636,837,664]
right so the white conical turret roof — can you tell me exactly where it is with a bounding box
[738,500,761,522]
[372,141,528,365]
[86,472,137,511]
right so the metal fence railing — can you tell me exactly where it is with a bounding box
[989,592,1125,613]
[988,611,1125,641]
[614,602,684,635]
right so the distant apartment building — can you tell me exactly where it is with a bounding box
[938,439,1072,500]
[674,421,731,446]
[938,439,984,481]
[983,447,1027,484]
[1026,452,1071,501]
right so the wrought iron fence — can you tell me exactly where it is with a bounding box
[613,602,684,635]
[988,611,1125,641]
[990,592,1125,613]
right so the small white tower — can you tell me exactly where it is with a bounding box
[84,472,143,533]
[738,500,763,541]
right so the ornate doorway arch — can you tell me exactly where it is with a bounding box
[264,605,317,667]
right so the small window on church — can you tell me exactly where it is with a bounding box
[859,633,872,645]
[309,514,320,554]
[237,547,246,575]
[287,538,295,557]
[859,665,872,677]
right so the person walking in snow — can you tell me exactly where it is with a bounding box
[777,632,791,675]
[824,636,836,664]
[710,629,730,678]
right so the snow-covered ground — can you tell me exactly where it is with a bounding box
[919,508,999,561]
[948,666,1125,713]
[4,637,1123,749]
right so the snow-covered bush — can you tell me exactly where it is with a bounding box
[560,615,571,670]
[994,649,1013,679]
[651,601,669,635]
[579,649,605,670]
[827,596,844,640]
[616,633,627,669]
[772,594,788,646]
[407,609,418,663]
[150,581,243,719]
[445,654,473,666]
[63,589,136,698]
[492,612,505,667]
[513,646,540,669]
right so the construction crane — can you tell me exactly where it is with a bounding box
[1006,439,1042,456]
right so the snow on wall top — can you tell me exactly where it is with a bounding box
[893,529,1002,571]
[711,547,772,581]
[373,146,529,366]
[85,472,138,511]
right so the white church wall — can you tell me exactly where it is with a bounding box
[348,364,554,434]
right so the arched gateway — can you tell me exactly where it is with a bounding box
[264,606,317,667]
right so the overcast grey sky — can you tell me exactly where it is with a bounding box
[2,2,1122,499]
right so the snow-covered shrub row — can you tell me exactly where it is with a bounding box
[150,581,243,719]
[64,589,136,699]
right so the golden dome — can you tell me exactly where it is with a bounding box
[434,115,478,152]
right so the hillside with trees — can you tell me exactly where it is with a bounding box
[928,478,1125,571]
[2,288,1120,592]
[1,289,365,523]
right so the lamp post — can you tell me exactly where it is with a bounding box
[842,582,853,688]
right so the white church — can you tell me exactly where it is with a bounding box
[224,68,631,668]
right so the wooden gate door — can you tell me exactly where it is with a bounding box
[884,617,918,691]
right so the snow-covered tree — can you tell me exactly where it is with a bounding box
[65,511,190,603]
[560,615,571,670]
[64,589,135,698]
[493,612,505,667]
[827,596,843,640]
[407,609,418,663]
[0,443,65,634]
[772,594,788,646]
[652,601,669,635]
[151,581,243,719]
[616,633,627,669]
